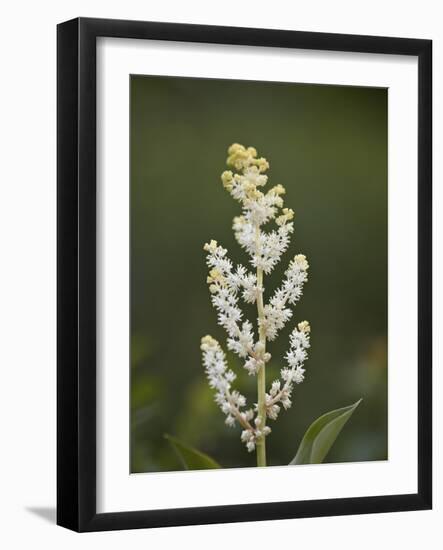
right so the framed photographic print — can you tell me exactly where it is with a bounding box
[57,17,432,531]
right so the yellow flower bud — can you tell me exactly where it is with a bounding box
[200,334,218,350]
[228,143,244,155]
[203,239,218,253]
[269,184,286,196]
[294,254,309,270]
[255,157,270,173]
[221,170,234,190]
[298,321,311,333]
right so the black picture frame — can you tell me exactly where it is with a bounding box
[57,17,432,532]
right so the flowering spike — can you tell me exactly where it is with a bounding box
[201,144,310,459]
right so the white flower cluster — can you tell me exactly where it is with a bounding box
[265,321,311,421]
[260,254,309,341]
[201,335,255,433]
[201,143,311,454]
[221,146,294,276]
[203,239,262,361]
[241,416,271,453]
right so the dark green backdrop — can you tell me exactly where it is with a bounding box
[130,75,387,473]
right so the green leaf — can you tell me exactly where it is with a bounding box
[290,399,362,465]
[164,434,221,470]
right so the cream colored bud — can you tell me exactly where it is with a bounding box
[221,170,234,190]
[228,143,244,155]
[269,184,286,196]
[294,254,309,270]
[298,320,311,333]
[203,239,218,253]
[255,157,270,172]
[255,341,265,355]
[200,335,218,350]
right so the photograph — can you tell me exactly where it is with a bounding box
[0,2,435,545]
[130,75,388,473]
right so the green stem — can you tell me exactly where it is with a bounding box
[256,234,267,467]
[256,360,267,466]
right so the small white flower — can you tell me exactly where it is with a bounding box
[267,404,281,421]
[244,356,260,375]
[243,165,268,188]
[270,380,281,396]
[293,367,305,384]
[225,415,236,427]
[241,409,254,422]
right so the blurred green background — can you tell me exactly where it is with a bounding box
[130,75,387,473]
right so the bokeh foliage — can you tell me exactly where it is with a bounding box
[130,75,387,473]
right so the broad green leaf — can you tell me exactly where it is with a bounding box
[290,399,362,465]
[164,434,221,470]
